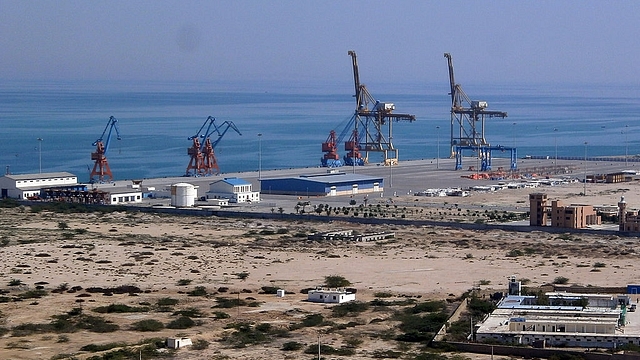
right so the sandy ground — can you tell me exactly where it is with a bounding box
[1,180,640,359]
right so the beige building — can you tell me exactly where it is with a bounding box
[529,193,601,229]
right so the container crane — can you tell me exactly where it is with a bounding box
[186,116,241,176]
[444,53,515,171]
[90,116,121,183]
[321,116,356,167]
[346,50,416,166]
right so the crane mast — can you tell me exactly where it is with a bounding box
[186,116,241,176]
[444,53,515,171]
[345,50,416,166]
[90,116,121,183]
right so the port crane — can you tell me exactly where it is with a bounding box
[321,116,356,167]
[444,53,515,171]
[90,116,121,183]
[186,116,241,176]
[345,50,416,166]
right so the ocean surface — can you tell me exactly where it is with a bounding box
[1,80,639,182]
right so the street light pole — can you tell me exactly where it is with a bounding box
[37,137,43,173]
[584,141,588,196]
[436,126,440,169]
[624,125,628,168]
[389,136,393,188]
[553,128,558,167]
[258,133,262,180]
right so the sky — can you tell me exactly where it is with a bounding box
[1,1,639,86]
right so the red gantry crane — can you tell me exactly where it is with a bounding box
[186,116,241,176]
[90,116,121,183]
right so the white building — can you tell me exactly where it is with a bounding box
[475,292,640,349]
[166,337,192,349]
[108,188,143,205]
[307,288,356,304]
[0,172,78,199]
[206,177,260,203]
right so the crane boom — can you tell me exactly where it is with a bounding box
[90,116,122,183]
[348,50,361,104]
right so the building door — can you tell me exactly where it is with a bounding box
[1,189,7,198]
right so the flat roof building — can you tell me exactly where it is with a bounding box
[260,171,383,197]
[0,172,78,200]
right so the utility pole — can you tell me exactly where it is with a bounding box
[389,136,393,188]
[37,137,43,173]
[436,126,440,169]
[553,128,558,167]
[624,125,629,168]
[258,133,262,180]
[584,141,588,196]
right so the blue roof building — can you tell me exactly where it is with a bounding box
[260,172,383,196]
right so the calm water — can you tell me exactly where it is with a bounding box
[1,80,639,182]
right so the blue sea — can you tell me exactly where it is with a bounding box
[1,80,639,182]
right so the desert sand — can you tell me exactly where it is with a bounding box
[1,179,640,359]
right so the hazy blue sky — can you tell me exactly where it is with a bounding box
[1,1,638,86]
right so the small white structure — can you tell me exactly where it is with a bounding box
[0,172,77,199]
[206,177,260,204]
[276,289,286,298]
[107,188,143,205]
[171,182,198,207]
[166,337,192,349]
[307,288,356,304]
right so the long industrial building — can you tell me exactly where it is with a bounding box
[259,171,383,197]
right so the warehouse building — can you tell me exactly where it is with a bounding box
[260,171,383,197]
[0,172,78,199]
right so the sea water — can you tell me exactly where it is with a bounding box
[1,80,639,182]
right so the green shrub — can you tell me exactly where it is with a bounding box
[332,301,369,317]
[171,307,203,318]
[18,289,48,299]
[374,292,393,298]
[93,304,149,313]
[324,275,351,288]
[214,297,246,308]
[191,338,209,350]
[303,344,355,356]
[177,279,192,286]
[80,342,127,352]
[281,341,303,351]
[406,300,445,314]
[74,315,119,333]
[213,311,230,319]
[157,297,179,306]
[166,316,195,329]
[301,313,324,327]
[187,286,208,297]
[131,319,164,332]
[553,276,570,285]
